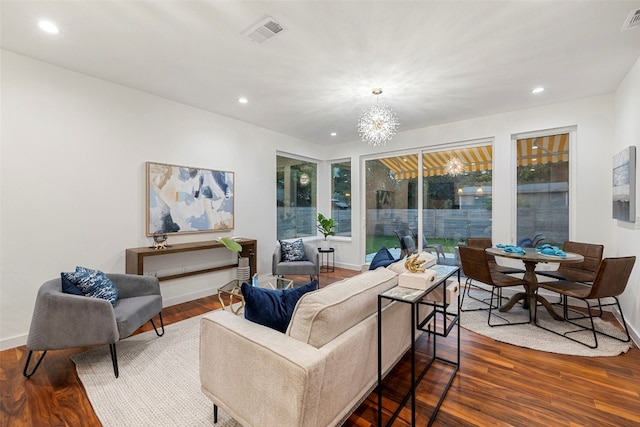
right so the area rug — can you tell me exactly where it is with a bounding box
[72,314,241,427]
[459,285,633,357]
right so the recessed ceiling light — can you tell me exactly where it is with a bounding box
[38,20,60,34]
[330,132,337,136]
[531,87,545,94]
[238,97,248,104]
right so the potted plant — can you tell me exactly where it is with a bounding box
[317,213,336,249]
[218,237,250,282]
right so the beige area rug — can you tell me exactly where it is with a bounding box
[459,285,632,357]
[72,314,241,427]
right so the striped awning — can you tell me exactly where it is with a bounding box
[380,145,493,179]
[517,133,569,167]
[378,134,569,179]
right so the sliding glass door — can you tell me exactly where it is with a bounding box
[364,144,493,262]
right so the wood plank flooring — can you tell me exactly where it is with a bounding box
[2,268,639,426]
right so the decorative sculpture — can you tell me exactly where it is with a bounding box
[404,254,426,273]
[152,232,168,250]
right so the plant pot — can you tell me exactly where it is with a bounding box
[237,256,250,282]
[319,240,331,250]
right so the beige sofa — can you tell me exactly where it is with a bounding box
[199,267,419,427]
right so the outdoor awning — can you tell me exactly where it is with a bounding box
[517,133,569,167]
[380,145,493,179]
[378,133,569,179]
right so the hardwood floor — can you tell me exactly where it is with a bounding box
[2,268,639,426]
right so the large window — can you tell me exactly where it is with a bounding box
[422,145,493,250]
[516,133,569,247]
[276,155,317,240]
[331,160,351,237]
[364,145,493,261]
[364,154,419,257]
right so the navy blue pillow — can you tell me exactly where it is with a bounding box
[60,273,84,296]
[369,247,396,270]
[241,280,318,333]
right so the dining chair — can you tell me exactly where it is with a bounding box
[535,240,604,314]
[458,245,530,326]
[535,256,635,349]
[466,238,524,275]
[535,240,603,283]
[459,239,523,313]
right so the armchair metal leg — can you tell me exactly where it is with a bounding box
[150,312,165,337]
[23,350,47,378]
[213,404,218,423]
[109,343,119,378]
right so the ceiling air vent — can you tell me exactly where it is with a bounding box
[244,17,284,44]
[621,8,640,31]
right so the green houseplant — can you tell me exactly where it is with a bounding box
[218,237,250,281]
[317,213,336,245]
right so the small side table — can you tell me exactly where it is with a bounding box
[318,248,335,273]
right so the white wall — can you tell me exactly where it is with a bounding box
[0,51,323,349]
[614,56,640,340]
[2,49,638,349]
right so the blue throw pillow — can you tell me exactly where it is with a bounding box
[241,280,318,333]
[369,247,396,270]
[280,239,308,262]
[61,266,119,306]
[60,273,84,296]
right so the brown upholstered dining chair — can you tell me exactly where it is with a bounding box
[458,245,530,326]
[535,240,604,283]
[466,238,524,275]
[536,256,635,349]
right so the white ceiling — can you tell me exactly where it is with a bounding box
[2,1,639,145]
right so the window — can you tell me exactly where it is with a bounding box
[422,145,493,251]
[364,154,418,258]
[331,160,351,237]
[516,133,569,247]
[276,155,317,240]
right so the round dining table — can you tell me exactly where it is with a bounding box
[485,247,584,324]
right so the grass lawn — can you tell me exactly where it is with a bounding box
[366,235,459,256]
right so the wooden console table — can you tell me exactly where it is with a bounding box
[125,238,256,281]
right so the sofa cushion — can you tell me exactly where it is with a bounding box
[287,268,398,348]
[369,247,396,270]
[242,280,318,333]
[279,239,308,262]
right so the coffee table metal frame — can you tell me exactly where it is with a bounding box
[217,277,294,315]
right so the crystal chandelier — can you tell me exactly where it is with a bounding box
[445,157,464,176]
[357,88,399,146]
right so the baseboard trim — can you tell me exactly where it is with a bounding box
[0,334,27,351]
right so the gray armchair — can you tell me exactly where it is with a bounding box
[23,273,164,378]
[272,242,320,282]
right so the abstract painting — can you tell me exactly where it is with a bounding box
[146,162,234,235]
[612,146,636,222]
